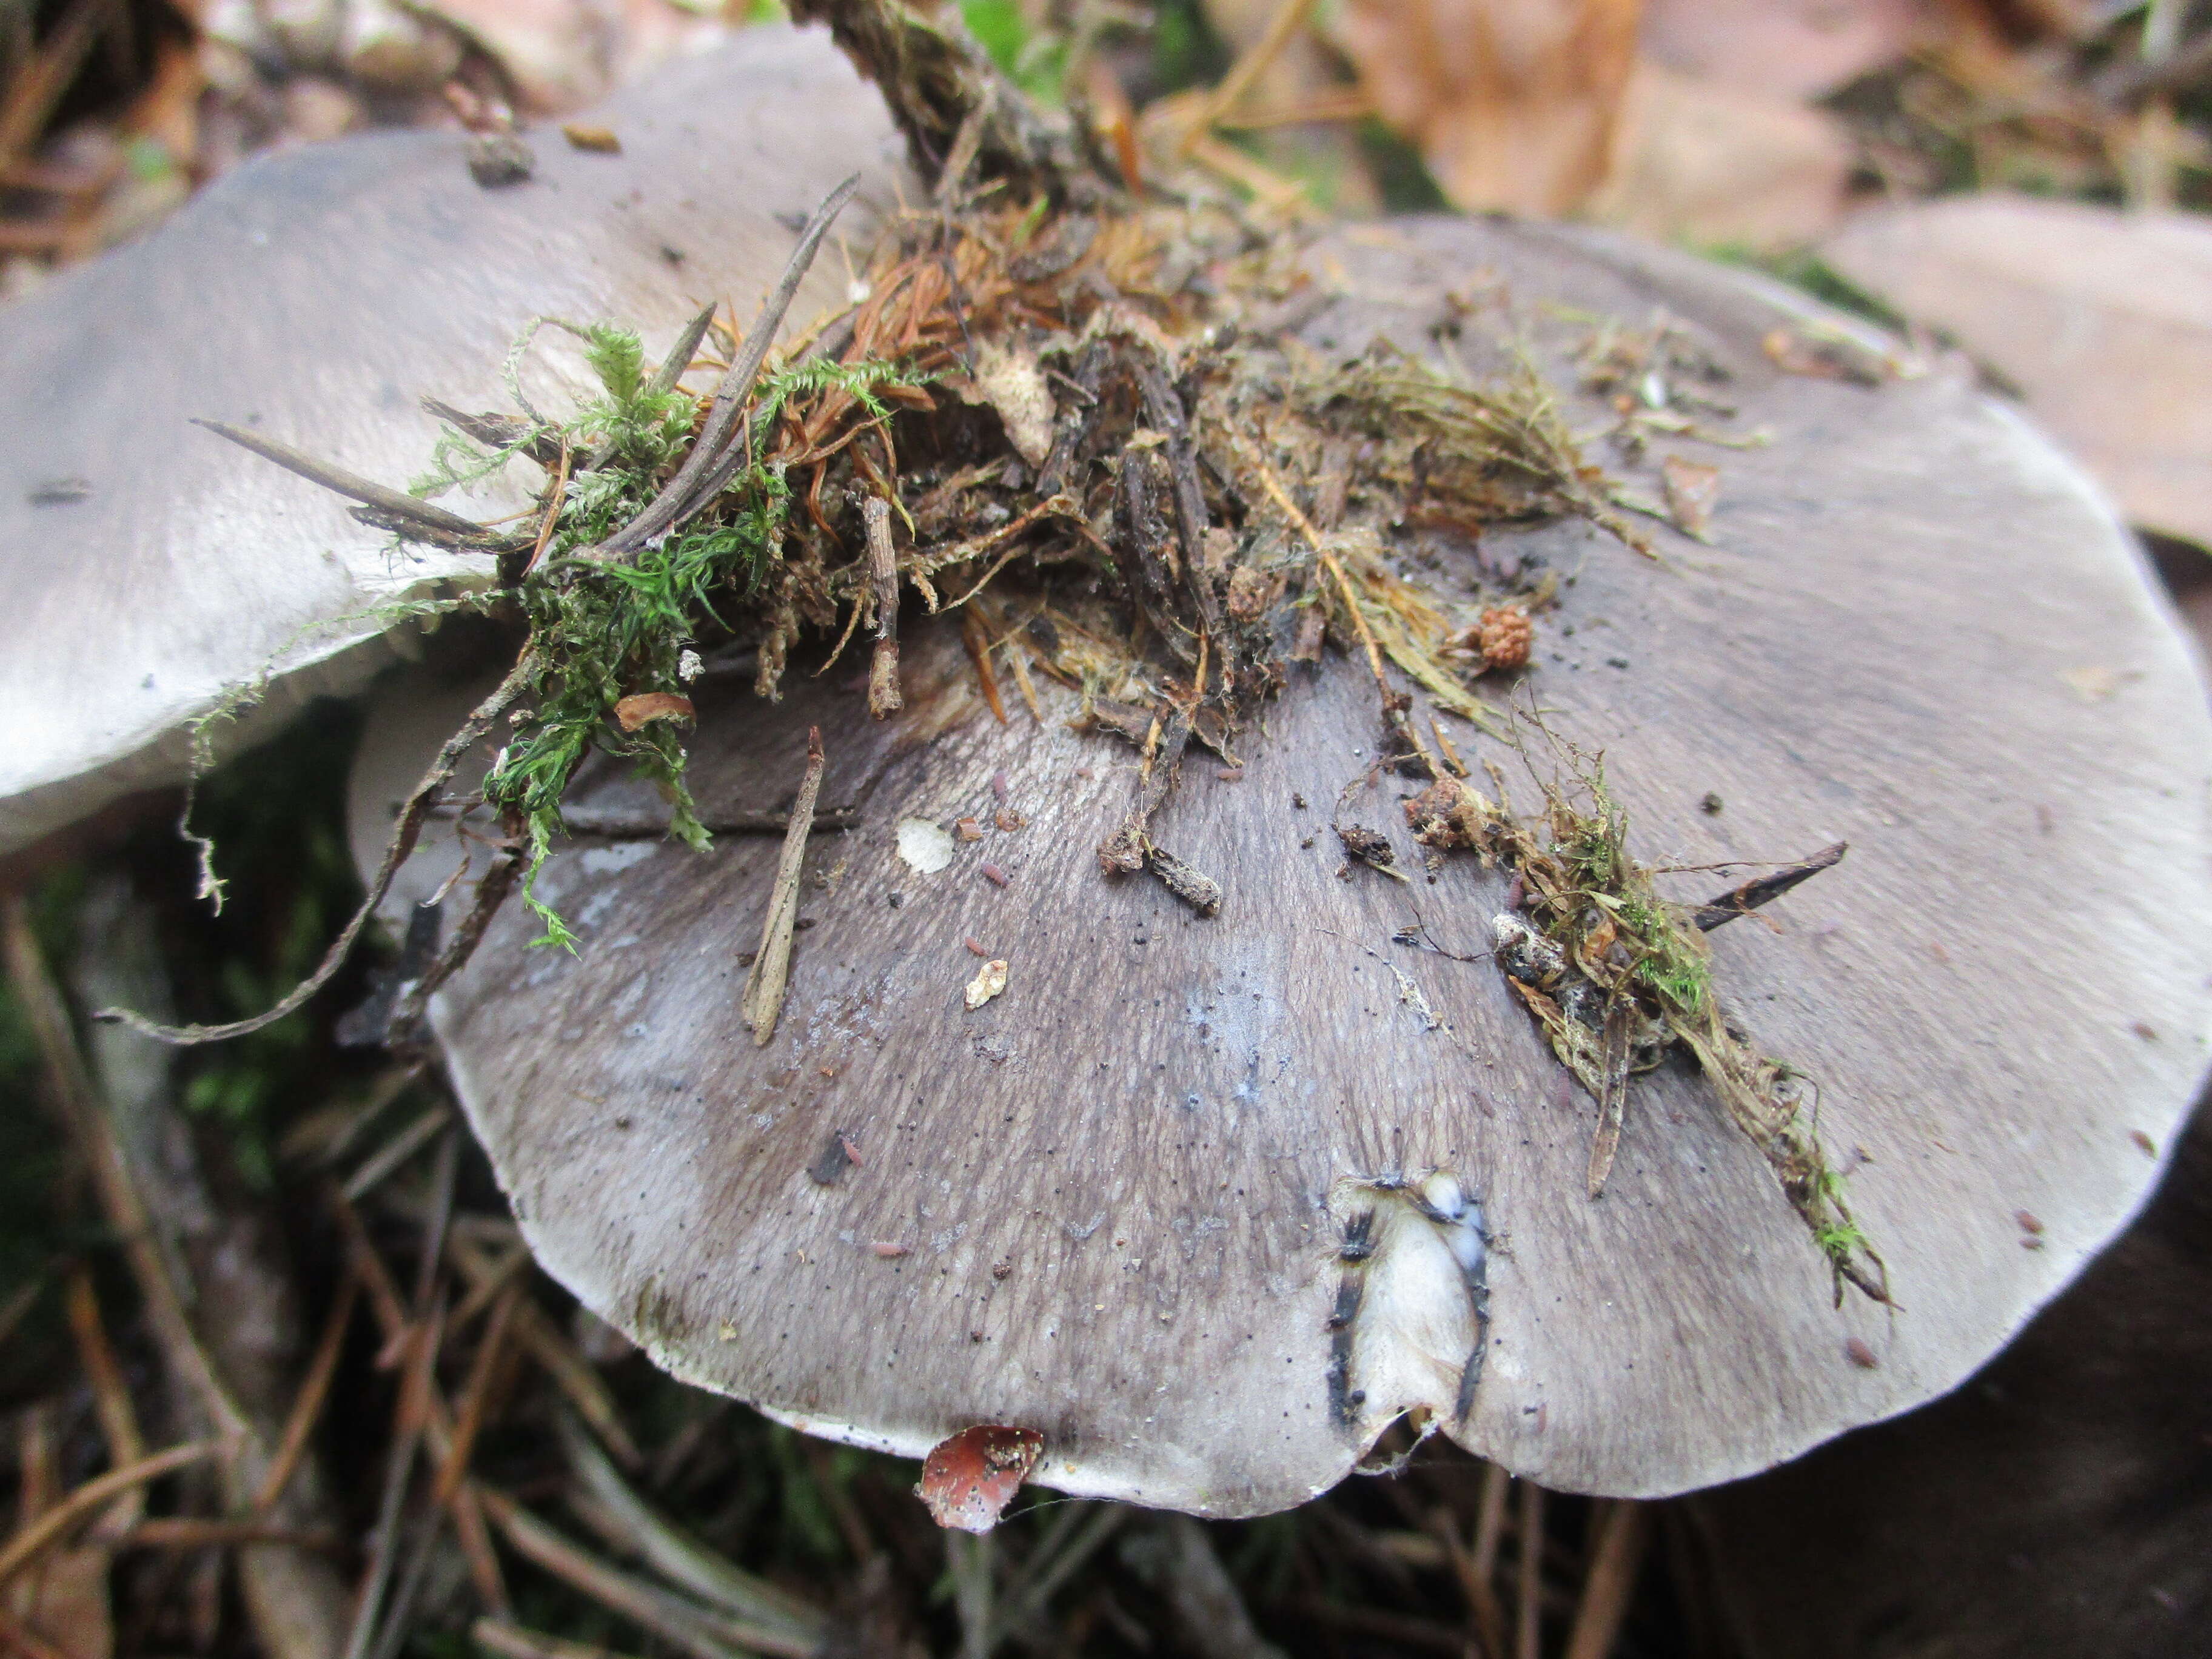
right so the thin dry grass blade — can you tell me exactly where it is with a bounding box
[1515,1481,1544,1659]
[4,900,247,1441]
[341,1105,452,1202]
[1563,1501,1651,1659]
[253,1269,360,1513]
[557,1412,824,1653]
[0,1443,215,1589]
[472,1620,649,1659]
[435,1281,522,1505]
[476,1491,754,1659]
[63,1267,146,1536]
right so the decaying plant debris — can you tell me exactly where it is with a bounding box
[1406,762,1888,1304]
[99,0,1883,1307]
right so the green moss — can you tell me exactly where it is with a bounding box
[437,331,922,947]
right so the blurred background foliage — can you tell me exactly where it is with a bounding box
[3,0,2210,1655]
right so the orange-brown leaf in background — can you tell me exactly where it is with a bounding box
[1640,0,1921,101]
[1822,195,2212,551]
[1586,61,1853,252]
[1336,0,1643,215]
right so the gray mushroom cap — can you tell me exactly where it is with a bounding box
[348,211,2212,1512]
[1692,1098,2212,1659]
[0,25,907,856]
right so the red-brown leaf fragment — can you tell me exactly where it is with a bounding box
[915,1425,1044,1533]
[612,692,694,732]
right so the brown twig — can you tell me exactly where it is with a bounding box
[472,1620,649,1659]
[333,1193,512,1615]
[742,728,825,1048]
[1443,1471,1510,1659]
[193,421,495,541]
[600,175,862,557]
[446,1241,529,1331]
[447,1234,643,1469]
[343,1129,461,1659]
[387,811,527,1045]
[863,495,903,716]
[557,806,859,839]
[341,1284,449,1659]
[1690,842,1846,931]
[121,1520,344,1552]
[3,899,246,1441]
[960,611,1008,723]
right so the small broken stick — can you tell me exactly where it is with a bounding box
[195,420,501,544]
[741,728,826,1047]
[863,495,902,716]
[1095,708,1224,916]
[1691,842,1846,931]
[1147,847,1221,916]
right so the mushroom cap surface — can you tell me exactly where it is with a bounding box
[1693,1093,2212,1658]
[350,216,2212,1512]
[0,25,907,856]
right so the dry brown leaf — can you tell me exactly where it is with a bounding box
[1337,0,1643,215]
[967,343,1055,468]
[611,691,692,731]
[1823,195,2212,548]
[1640,0,1920,101]
[1585,60,1852,251]
[914,1426,1044,1533]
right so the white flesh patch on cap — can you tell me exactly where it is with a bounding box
[1328,1170,1492,1453]
[896,816,956,874]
